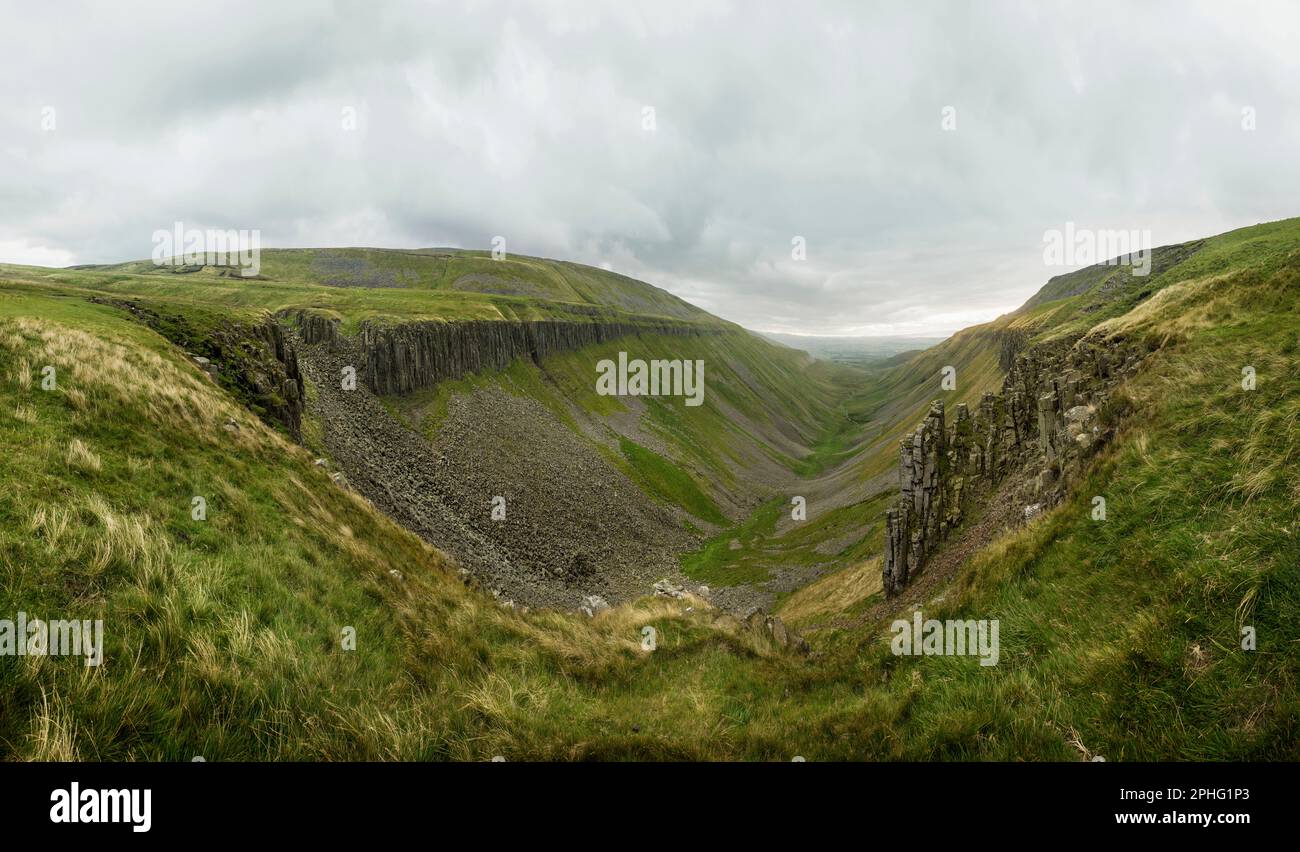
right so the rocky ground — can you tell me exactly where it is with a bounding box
[298,335,701,610]
[709,561,835,616]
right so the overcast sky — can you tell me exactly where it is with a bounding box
[2,1,1298,336]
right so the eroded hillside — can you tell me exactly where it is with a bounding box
[0,250,870,612]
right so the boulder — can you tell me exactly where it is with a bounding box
[579,595,611,617]
[653,579,688,599]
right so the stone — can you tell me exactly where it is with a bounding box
[1065,404,1095,424]
[769,616,789,648]
[1036,467,1058,495]
[279,309,341,348]
[883,401,947,596]
[653,579,688,599]
[358,317,712,396]
[579,595,611,617]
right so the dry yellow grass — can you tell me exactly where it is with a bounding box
[779,556,882,626]
[1095,274,1217,337]
[64,438,101,473]
[1232,390,1299,502]
[14,358,32,391]
[28,504,72,549]
[27,492,171,585]
[64,387,88,411]
[0,316,276,451]
[27,687,81,762]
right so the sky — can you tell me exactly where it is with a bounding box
[2,0,1298,336]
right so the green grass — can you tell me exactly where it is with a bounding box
[0,251,865,567]
[682,489,893,589]
[857,286,1300,759]
[786,415,863,477]
[618,437,726,526]
[12,246,710,330]
[1,217,1298,760]
[681,498,784,585]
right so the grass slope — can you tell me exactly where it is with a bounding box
[36,247,709,328]
[0,217,1297,760]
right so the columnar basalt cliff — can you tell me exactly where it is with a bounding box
[281,309,718,397]
[356,317,714,396]
[882,331,1154,596]
[242,317,306,439]
[275,309,737,609]
[278,308,341,347]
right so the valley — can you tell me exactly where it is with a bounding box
[1,219,1297,760]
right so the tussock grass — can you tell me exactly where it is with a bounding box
[64,439,101,473]
[27,687,81,761]
[780,556,882,627]
[14,358,32,391]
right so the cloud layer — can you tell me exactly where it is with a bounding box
[2,0,1298,335]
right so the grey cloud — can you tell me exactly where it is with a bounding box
[1,0,1297,335]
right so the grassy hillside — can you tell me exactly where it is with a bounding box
[2,217,1298,760]
[45,247,709,327]
[777,216,1300,585]
[0,290,800,759]
[0,249,871,612]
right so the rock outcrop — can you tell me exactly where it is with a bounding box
[278,309,340,347]
[240,317,306,440]
[744,608,811,655]
[96,297,306,440]
[355,318,713,396]
[279,309,717,397]
[882,331,1153,596]
[293,333,700,612]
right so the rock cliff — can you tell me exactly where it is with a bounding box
[280,310,715,396]
[882,331,1154,596]
[97,298,306,439]
[356,317,713,396]
[277,308,340,347]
